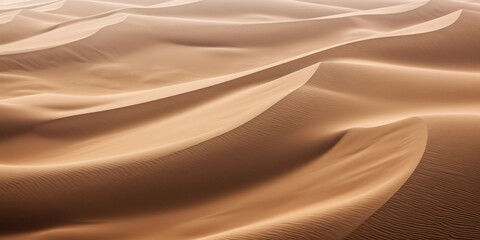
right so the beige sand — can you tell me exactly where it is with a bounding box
[0,0,479,239]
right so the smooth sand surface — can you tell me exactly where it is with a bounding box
[0,0,479,239]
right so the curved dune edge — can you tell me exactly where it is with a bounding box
[0,9,467,136]
[347,116,480,239]
[0,0,479,239]
[0,118,428,239]
[0,0,59,12]
[0,13,128,55]
[0,0,467,58]
[0,63,320,165]
[200,118,428,240]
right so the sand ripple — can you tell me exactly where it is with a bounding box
[0,0,479,239]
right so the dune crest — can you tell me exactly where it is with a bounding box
[0,0,479,239]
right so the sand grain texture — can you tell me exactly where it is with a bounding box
[0,0,479,239]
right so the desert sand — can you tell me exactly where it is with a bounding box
[0,0,479,239]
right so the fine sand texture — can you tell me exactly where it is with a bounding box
[0,0,479,239]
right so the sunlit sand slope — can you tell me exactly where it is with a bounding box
[0,0,479,239]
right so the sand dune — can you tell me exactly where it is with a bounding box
[0,0,479,239]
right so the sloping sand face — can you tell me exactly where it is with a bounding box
[0,0,479,239]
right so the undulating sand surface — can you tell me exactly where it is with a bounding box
[0,0,479,239]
